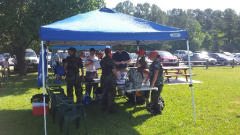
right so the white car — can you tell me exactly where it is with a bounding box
[174,50,193,60]
[25,49,39,70]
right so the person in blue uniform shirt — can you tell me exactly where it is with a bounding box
[148,51,164,115]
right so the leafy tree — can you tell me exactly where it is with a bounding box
[0,0,105,75]
[114,0,134,15]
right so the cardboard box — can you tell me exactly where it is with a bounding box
[32,103,49,115]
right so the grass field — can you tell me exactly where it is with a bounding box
[0,66,239,135]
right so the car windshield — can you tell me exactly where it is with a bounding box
[217,53,229,59]
[25,52,37,57]
[158,52,174,57]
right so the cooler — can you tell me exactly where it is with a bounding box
[32,102,49,115]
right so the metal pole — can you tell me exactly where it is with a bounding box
[41,41,47,135]
[187,40,196,121]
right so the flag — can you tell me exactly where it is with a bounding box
[38,45,47,89]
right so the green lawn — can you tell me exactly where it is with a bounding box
[0,66,239,135]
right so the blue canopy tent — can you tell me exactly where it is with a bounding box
[51,45,112,50]
[38,8,195,134]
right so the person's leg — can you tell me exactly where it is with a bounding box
[75,81,83,103]
[67,82,74,98]
[150,85,163,114]
[86,83,92,95]
[151,85,163,104]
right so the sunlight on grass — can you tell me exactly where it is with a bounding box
[0,67,239,135]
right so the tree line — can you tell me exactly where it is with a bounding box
[114,1,240,53]
[0,0,239,75]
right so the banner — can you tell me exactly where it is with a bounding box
[38,45,47,89]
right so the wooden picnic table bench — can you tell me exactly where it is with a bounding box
[165,74,196,82]
[163,66,196,83]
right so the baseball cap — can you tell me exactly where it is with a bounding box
[136,49,145,55]
[148,51,158,58]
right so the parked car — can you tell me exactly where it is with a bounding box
[208,53,233,65]
[232,53,240,64]
[152,51,179,66]
[183,53,217,65]
[25,48,39,70]
[174,50,193,60]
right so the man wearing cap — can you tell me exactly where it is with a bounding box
[84,48,99,96]
[64,47,84,103]
[148,51,164,115]
[112,45,131,74]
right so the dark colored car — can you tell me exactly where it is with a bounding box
[208,53,233,65]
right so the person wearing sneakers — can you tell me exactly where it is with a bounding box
[147,51,164,115]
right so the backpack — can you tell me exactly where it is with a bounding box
[125,69,145,105]
[125,69,143,89]
[147,96,165,115]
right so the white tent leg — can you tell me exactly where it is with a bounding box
[187,40,196,121]
[41,41,47,135]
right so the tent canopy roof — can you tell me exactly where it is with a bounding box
[39,8,188,46]
[51,45,112,50]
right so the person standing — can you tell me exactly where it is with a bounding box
[112,45,131,76]
[84,48,99,96]
[100,48,119,113]
[148,51,164,115]
[64,47,84,103]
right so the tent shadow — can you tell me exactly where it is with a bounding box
[0,74,41,98]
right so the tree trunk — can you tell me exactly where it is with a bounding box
[14,46,27,76]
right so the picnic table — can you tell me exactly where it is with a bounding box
[163,66,196,83]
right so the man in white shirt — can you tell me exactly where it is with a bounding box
[84,48,99,96]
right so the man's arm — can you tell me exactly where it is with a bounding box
[112,68,119,81]
[150,69,159,87]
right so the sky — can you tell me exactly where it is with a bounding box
[104,0,240,14]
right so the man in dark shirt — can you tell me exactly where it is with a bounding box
[100,48,119,113]
[64,47,84,103]
[112,45,131,73]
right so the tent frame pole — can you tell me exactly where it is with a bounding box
[41,41,47,135]
[187,40,196,121]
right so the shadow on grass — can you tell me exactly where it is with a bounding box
[0,73,39,97]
